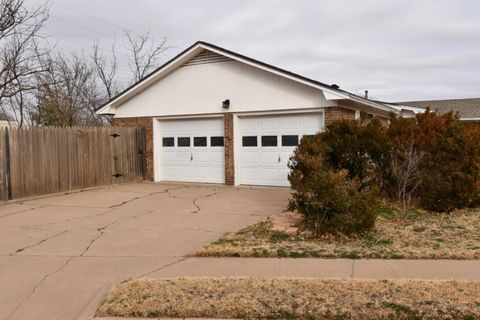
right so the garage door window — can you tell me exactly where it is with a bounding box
[281,135,299,146]
[242,136,257,147]
[177,137,190,147]
[303,134,316,141]
[211,136,224,147]
[162,137,174,147]
[194,137,207,147]
[261,135,277,147]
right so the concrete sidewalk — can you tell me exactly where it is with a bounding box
[147,257,480,280]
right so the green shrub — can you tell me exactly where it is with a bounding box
[320,118,390,188]
[289,157,380,236]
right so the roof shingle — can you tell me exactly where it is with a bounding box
[399,98,480,119]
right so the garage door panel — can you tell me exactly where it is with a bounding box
[175,151,192,162]
[262,118,279,131]
[158,118,225,183]
[239,113,323,187]
[162,151,176,162]
[193,151,209,162]
[162,166,177,179]
[241,168,258,183]
[303,114,324,131]
[258,151,279,163]
[240,150,257,162]
[207,152,224,162]
[279,116,300,130]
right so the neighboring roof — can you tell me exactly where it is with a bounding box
[399,98,480,120]
[96,41,400,115]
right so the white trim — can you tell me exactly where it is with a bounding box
[153,119,161,181]
[154,114,225,120]
[324,91,346,100]
[235,107,326,118]
[387,104,426,114]
[116,107,329,120]
[460,118,480,121]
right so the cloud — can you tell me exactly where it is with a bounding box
[27,0,480,101]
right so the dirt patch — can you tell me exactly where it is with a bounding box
[268,211,303,235]
[197,208,480,259]
[96,278,480,319]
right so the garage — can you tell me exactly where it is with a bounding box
[238,113,324,186]
[157,118,225,183]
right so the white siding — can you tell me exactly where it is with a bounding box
[114,60,334,118]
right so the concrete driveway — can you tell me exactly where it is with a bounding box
[0,182,290,320]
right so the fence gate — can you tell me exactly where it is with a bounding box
[0,126,146,201]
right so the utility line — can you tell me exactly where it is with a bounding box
[50,15,114,38]
[52,1,131,33]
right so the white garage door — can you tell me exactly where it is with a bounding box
[239,113,323,187]
[158,118,225,183]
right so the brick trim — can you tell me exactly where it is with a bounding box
[113,117,154,180]
[324,106,356,125]
[224,113,234,185]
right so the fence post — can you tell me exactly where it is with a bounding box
[4,128,12,200]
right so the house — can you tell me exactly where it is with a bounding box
[96,41,411,187]
[399,98,480,122]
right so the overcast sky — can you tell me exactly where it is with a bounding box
[27,0,479,102]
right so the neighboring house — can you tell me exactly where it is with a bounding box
[398,98,480,122]
[96,41,411,187]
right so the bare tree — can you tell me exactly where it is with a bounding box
[92,41,118,101]
[390,137,424,217]
[31,52,106,127]
[124,30,169,82]
[0,0,23,35]
[0,0,49,126]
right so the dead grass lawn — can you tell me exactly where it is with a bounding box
[197,208,480,259]
[96,278,480,319]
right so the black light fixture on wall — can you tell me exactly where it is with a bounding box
[222,99,230,109]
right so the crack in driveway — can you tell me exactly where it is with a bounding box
[0,205,47,220]
[188,227,223,234]
[80,209,158,256]
[109,186,187,209]
[138,256,191,278]
[191,190,226,213]
[6,255,75,320]
[9,230,68,256]
[22,186,188,229]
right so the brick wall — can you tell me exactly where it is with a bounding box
[113,117,154,180]
[224,113,235,185]
[324,106,356,125]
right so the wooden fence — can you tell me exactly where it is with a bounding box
[0,126,146,201]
